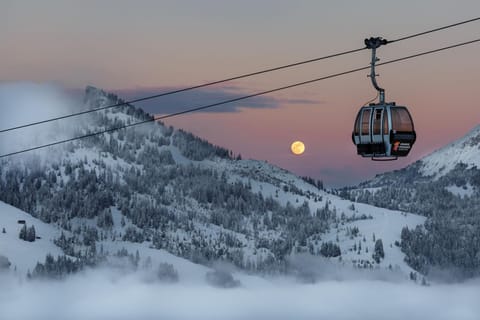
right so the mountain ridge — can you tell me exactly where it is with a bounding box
[1,86,425,281]
[419,124,480,179]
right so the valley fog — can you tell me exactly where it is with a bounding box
[1,269,479,320]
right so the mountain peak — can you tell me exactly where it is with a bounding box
[82,86,154,123]
[84,85,123,109]
[419,124,480,178]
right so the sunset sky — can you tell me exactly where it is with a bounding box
[2,0,480,186]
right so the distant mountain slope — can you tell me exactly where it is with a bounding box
[345,125,480,278]
[0,86,424,280]
[419,125,480,179]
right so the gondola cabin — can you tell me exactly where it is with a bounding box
[353,37,417,160]
[352,103,416,159]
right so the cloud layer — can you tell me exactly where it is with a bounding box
[113,86,281,114]
[0,83,81,157]
[1,268,479,320]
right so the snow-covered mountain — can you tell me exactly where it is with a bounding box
[345,125,480,279]
[0,86,426,281]
[419,125,480,179]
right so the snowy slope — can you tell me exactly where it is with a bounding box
[208,157,426,274]
[420,124,480,178]
[0,201,63,275]
[0,200,268,286]
[346,122,480,278]
[0,145,425,278]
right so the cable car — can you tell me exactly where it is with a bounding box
[352,37,416,160]
[352,104,416,159]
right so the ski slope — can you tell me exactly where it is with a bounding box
[207,157,426,275]
[420,124,480,178]
[0,201,63,275]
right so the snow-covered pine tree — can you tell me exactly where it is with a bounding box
[373,239,384,263]
[26,225,36,242]
[19,224,27,241]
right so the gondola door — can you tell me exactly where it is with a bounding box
[370,107,387,156]
[359,108,371,147]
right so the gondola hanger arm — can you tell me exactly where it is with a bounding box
[365,37,388,104]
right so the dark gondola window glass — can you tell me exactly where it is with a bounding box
[361,109,371,135]
[383,109,389,134]
[373,109,382,134]
[354,111,361,135]
[391,107,413,132]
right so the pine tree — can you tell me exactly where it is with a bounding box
[421,277,428,286]
[157,262,179,283]
[373,239,384,263]
[0,255,11,270]
[409,271,417,282]
[19,224,27,241]
[143,256,152,269]
[320,241,341,257]
[27,225,36,242]
[135,250,140,267]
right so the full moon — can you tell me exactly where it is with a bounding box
[291,140,305,155]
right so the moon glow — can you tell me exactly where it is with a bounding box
[291,141,305,155]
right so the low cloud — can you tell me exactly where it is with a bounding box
[113,86,279,114]
[0,82,83,129]
[283,98,321,105]
[287,254,406,283]
[0,267,479,320]
[0,82,83,158]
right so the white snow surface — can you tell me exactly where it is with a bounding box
[0,201,63,275]
[445,184,475,198]
[420,124,480,178]
[0,201,266,286]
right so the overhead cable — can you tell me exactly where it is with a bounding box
[1,37,479,159]
[1,16,479,134]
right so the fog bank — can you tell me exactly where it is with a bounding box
[0,82,81,157]
[1,269,479,320]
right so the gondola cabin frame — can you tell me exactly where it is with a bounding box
[352,103,416,159]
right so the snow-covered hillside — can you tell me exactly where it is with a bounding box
[0,200,271,288]
[0,201,63,275]
[347,123,480,279]
[420,125,480,178]
[211,158,425,273]
[0,86,427,281]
